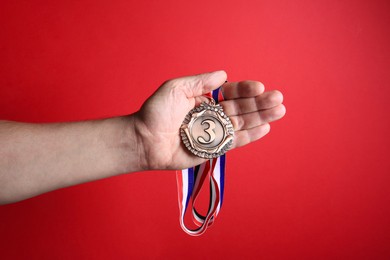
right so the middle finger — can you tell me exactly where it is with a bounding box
[221,90,283,116]
[229,104,286,131]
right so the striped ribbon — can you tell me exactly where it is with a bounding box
[176,87,226,236]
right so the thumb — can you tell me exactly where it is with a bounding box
[171,70,227,98]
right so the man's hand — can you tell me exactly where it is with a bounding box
[133,71,285,170]
[0,71,285,204]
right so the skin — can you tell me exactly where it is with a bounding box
[0,71,285,204]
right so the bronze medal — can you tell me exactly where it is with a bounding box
[180,99,234,158]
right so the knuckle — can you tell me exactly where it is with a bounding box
[237,116,245,129]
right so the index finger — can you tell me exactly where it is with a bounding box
[222,81,265,100]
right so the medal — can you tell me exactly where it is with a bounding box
[180,98,234,158]
[176,87,232,236]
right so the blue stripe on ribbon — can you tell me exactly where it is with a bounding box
[219,154,225,205]
[212,88,220,104]
[185,167,194,210]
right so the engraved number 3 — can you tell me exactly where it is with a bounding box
[198,119,216,144]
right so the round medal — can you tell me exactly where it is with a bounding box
[180,98,234,158]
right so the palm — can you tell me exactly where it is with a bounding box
[135,84,207,170]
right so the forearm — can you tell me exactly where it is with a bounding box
[0,116,143,204]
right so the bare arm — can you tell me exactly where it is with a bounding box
[0,71,285,204]
[0,116,142,204]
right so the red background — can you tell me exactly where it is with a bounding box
[1,0,389,259]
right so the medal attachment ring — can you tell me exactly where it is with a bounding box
[180,98,234,159]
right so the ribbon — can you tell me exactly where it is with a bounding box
[176,87,226,236]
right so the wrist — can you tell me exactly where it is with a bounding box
[115,115,149,173]
[129,112,168,171]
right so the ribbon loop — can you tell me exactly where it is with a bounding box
[176,87,227,236]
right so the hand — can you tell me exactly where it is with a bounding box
[133,71,286,170]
